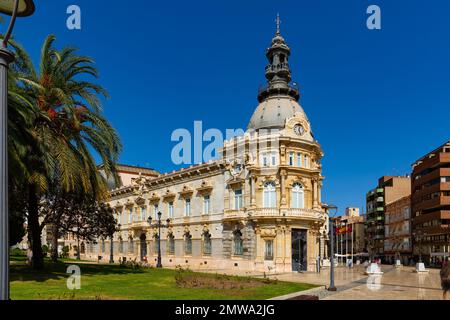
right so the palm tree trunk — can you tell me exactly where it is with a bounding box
[27,183,43,270]
[51,223,59,262]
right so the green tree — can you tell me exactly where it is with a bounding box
[7,35,122,269]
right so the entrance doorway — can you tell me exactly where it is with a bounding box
[292,229,307,272]
[140,233,147,261]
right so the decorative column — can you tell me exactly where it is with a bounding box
[250,176,256,208]
[312,178,319,209]
[254,227,264,265]
[318,179,322,205]
[275,227,284,266]
[280,170,287,207]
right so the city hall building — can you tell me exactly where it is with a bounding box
[81,24,329,272]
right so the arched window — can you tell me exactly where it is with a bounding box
[184,233,192,255]
[263,182,277,208]
[233,230,243,256]
[168,233,175,255]
[80,242,85,254]
[101,239,106,253]
[203,232,212,255]
[291,183,305,209]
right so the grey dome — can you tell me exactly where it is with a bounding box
[247,95,308,130]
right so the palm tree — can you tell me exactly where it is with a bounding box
[8,35,122,268]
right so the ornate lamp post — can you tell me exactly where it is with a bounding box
[0,0,35,301]
[327,204,338,291]
[148,212,170,268]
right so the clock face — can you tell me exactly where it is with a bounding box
[293,124,305,136]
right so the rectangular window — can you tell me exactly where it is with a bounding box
[265,240,274,260]
[140,207,146,221]
[297,153,302,167]
[289,152,294,166]
[271,153,277,166]
[304,155,309,168]
[203,195,210,214]
[168,237,175,255]
[128,208,133,223]
[185,198,191,216]
[168,202,174,218]
[234,189,243,210]
[185,236,192,255]
[153,204,159,219]
[203,235,212,255]
[262,154,268,167]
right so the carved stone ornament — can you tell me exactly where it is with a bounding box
[260,228,277,239]
[134,196,146,206]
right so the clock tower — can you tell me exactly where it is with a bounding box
[222,16,327,272]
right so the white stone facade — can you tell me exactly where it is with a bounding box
[78,24,330,273]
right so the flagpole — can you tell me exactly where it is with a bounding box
[345,222,348,266]
[351,222,354,266]
[336,223,339,265]
[341,224,344,263]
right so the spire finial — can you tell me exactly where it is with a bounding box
[276,13,281,35]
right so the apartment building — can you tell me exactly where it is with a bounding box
[366,176,411,260]
[411,141,450,265]
[384,195,412,265]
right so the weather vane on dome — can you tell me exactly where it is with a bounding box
[276,13,281,35]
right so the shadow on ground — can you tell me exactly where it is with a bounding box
[10,258,146,283]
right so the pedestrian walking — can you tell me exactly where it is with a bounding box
[440,261,450,300]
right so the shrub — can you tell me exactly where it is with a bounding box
[60,246,70,259]
[10,248,26,256]
[174,269,271,290]
[42,245,49,257]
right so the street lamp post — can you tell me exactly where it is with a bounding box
[327,204,338,292]
[413,230,423,263]
[0,0,35,301]
[148,212,170,269]
[109,233,114,264]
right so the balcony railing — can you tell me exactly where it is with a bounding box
[224,209,247,219]
[130,221,149,229]
[249,208,324,220]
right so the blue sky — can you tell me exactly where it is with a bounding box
[10,0,450,214]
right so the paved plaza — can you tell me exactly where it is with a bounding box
[193,264,447,300]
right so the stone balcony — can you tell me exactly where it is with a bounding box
[130,221,149,230]
[224,207,325,222]
[223,209,247,220]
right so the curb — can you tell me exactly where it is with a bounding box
[268,286,326,300]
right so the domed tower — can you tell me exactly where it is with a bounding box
[222,16,327,273]
[257,14,299,103]
[248,15,313,144]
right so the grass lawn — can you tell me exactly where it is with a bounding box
[10,258,317,300]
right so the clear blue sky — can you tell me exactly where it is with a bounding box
[10,0,450,214]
